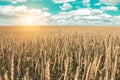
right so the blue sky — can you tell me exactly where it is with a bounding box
[0,0,120,26]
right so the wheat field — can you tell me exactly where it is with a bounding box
[0,26,120,80]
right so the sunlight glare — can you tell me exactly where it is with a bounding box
[24,16,35,25]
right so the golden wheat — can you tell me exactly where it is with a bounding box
[0,27,120,80]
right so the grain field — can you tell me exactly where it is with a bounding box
[0,26,120,80]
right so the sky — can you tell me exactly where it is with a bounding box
[0,0,120,26]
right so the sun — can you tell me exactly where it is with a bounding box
[24,16,35,25]
[18,14,39,26]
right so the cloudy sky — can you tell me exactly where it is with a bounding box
[0,0,120,26]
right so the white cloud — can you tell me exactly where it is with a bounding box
[75,9,91,15]
[0,5,50,17]
[29,9,42,16]
[60,3,72,10]
[15,6,28,14]
[83,0,90,4]
[82,0,90,7]
[94,3,101,6]
[100,6,118,12]
[0,5,120,26]
[114,16,120,24]
[2,0,27,4]
[91,9,103,15]
[100,0,120,5]
[12,0,27,4]
[52,0,76,3]
[42,8,49,11]
[49,8,119,26]
[0,5,28,17]
[0,5,51,25]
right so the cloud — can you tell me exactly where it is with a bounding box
[82,0,90,7]
[0,5,120,26]
[0,5,51,25]
[100,0,120,5]
[0,5,50,17]
[100,6,118,12]
[91,9,103,15]
[52,0,76,3]
[60,3,72,10]
[42,8,49,11]
[83,0,90,4]
[74,9,91,15]
[114,16,120,24]
[49,8,119,26]
[94,3,101,6]
[2,0,27,4]
[0,5,28,17]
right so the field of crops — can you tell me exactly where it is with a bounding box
[0,26,120,80]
